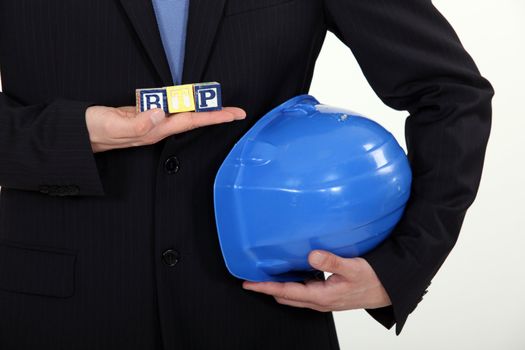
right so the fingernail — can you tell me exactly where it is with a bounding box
[234,111,247,119]
[310,251,326,266]
[150,109,165,125]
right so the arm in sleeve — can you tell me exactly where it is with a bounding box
[323,0,494,334]
[0,92,106,196]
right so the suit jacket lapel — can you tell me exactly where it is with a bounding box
[118,0,227,87]
[119,0,173,86]
[181,0,227,84]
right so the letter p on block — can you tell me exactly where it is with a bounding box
[194,82,222,112]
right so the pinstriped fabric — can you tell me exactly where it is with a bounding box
[119,0,173,86]
[0,0,165,348]
[0,0,492,349]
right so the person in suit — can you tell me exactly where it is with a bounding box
[0,0,493,349]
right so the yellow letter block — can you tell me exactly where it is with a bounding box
[166,84,196,113]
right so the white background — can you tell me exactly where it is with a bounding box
[1,1,523,349]
[309,1,525,349]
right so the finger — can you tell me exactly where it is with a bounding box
[188,107,246,126]
[160,107,246,135]
[243,280,324,304]
[274,297,327,311]
[110,108,166,139]
[308,250,355,277]
[117,106,245,119]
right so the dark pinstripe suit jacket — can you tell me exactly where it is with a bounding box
[0,0,493,349]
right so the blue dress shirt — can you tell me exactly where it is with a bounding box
[151,0,190,85]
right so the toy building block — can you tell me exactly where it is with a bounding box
[194,82,222,112]
[135,81,223,114]
[166,84,196,113]
[136,88,168,113]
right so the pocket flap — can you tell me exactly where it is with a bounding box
[0,241,76,298]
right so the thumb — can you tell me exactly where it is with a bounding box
[126,108,166,136]
[308,250,348,275]
[117,108,166,138]
[144,108,167,126]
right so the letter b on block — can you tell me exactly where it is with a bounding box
[138,89,168,112]
[194,82,222,112]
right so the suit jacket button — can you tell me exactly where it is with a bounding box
[162,249,180,266]
[56,186,68,196]
[164,156,180,174]
[67,185,80,195]
[47,185,59,196]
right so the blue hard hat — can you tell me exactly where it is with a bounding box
[213,94,411,282]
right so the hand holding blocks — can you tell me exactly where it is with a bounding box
[136,82,222,113]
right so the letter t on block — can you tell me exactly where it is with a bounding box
[194,82,222,112]
[166,84,196,113]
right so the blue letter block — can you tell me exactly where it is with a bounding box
[137,88,168,113]
[194,82,222,112]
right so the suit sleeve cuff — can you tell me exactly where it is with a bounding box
[44,98,106,196]
[360,230,431,335]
